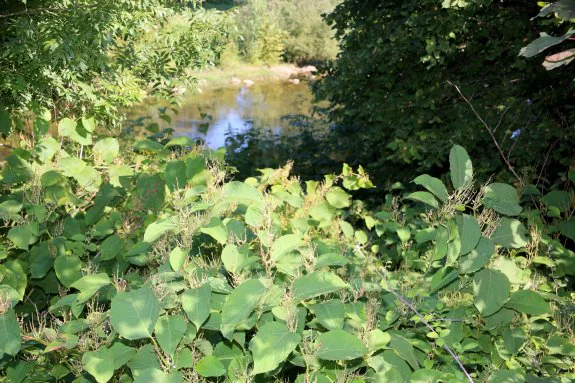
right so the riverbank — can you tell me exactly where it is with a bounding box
[191,64,318,90]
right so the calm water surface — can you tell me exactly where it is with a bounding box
[137,82,317,149]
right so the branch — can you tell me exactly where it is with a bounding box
[447,80,522,184]
[376,268,475,383]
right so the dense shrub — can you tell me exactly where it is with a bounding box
[0,115,574,381]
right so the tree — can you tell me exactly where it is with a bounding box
[317,0,574,187]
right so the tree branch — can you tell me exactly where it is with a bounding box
[447,80,523,184]
[376,268,475,383]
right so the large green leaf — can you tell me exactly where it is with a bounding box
[71,273,111,303]
[405,191,439,209]
[492,218,529,248]
[0,310,21,357]
[456,214,481,256]
[111,287,160,340]
[195,355,226,377]
[181,283,211,329]
[82,348,114,383]
[200,217,228,244]
[7,223,39,250]
[58,117,92,145]
[250,321,301,375]
[459,236,494,274]
[389,333,419,370]
[154,315,187,357]
[93,138,119,164]
[221,279,267,338]
[292,272,347,302]
[144,216,178,243]
[473,269,510,316]
[54,255,83,288]
[310,299,345,330]
[270,234,305,262]
[482,183,522,216]
[315,330,367,360]
[449,145,473,189]
[412,174,449,203]
[505,290,551,316]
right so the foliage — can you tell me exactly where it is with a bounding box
[1,108,574,382]
[316,0,575,187]
[0,0,231,128]
[520,0,575,70]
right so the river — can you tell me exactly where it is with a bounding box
[132,81,318,149]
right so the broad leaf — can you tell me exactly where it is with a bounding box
[0,310,21,357]
[82,348,114,383]
[195,355,226,377]
[405,191,439,209]
[292,272,347,301]
[413,174,449,203]
[182,283,211,329]
[221,279,267,338]
[449,145,473,189]
[505,290,551,316]
[154,315,187,357]
[492,218,529,248]
[316,330,367,360]
[482,183,522,216]
[473,269,510,316]
[111,287,160,340]
[459,236,494,274]
[250,321,301,375]
[456,214,481,256]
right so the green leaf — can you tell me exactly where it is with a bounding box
[519,31,575,58]
[488,369,526,383]
[181,283,211,329]
[155,315,187,357]
[405,191,439,209]
[221,279,267,338]
[109,342,136,370]
[456,214,481,256]
[473,269,510,316]
[492,218,529,248]
[134,369,183,383]
[389,333,419,370]
[111,287,160,340]
[310,299,345,330]
[93,138,119,164]
[100,235,124,261]
[222,181,262,203]
[200,217,228,244]
[35,136,60,163]
[195,355,226,377]
[133,139,165,152]
[250,321,301,375]
[221,244,244,274]
[54,255,83,288]
[59,117,92,145]
[459,236,495,274]
[316,330,367,360]
[144,216,178,243]
[0,310,21,357]
[505,290,551,316]
[169,247,187,272]
[314,253,349,269]
[542,190,572,213]
[165,136,195,148]
[82,348,114,383]
[7,223,39,250]
[292,272,347,302]
[270,234,305,262]
[482,183,522,216]
[325,187,351,208]
[165,160,187,192]
[449,145,473,189]
[412,174,449,203]
[71,273,111,303]
[135,174,165,211]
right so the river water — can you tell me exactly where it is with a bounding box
[135,82,317,149]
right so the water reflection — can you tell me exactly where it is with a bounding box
[165,82,316,149]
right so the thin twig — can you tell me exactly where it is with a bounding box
[376,268,475,383]
[447,80,522,184]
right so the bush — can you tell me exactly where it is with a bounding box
[1,116,574,381]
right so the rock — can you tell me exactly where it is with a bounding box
[300,65,318,74]
[230,77,242,86]
[243,79,254,88]
[288,78,300,85]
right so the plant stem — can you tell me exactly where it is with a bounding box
[376,268,475,383]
